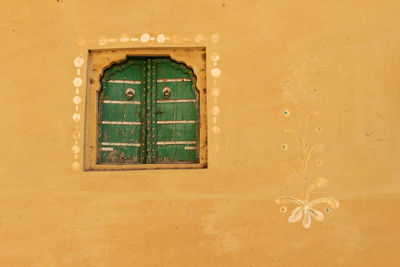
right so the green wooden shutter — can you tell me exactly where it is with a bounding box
[98,57,199,164]
[154,58,199,163]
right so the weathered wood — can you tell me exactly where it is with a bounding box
[98,59,145,164]
[155,58,199,163]
[97,57,199,164]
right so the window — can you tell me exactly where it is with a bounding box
[84,48,207,170]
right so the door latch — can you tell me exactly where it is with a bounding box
[125,88,136,99]
[162,87,171,98]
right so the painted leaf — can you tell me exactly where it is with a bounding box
[302,210,311,228]
[288,206,304,223]
[308,208,324,222]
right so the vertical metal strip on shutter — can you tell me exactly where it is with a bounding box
[140,59,147,163]
[151,58,157,163]
[145,59,152,163]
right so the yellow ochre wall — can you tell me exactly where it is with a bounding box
[1,0,400,266]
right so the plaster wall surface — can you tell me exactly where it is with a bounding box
[1,0,400,266]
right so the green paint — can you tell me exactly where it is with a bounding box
[98,57,199,164]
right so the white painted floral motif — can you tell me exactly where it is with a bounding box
[277,58,339,228]
[276,177,339,228]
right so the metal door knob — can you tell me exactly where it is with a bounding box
[162,87,171,98]
[125,88,135,99]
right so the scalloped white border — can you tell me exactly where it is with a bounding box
[72,33,221,171]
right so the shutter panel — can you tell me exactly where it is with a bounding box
[97,57,199,165]
[98,59,146,164]
[154,58,200,163]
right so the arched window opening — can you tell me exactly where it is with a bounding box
[98,57,200,164]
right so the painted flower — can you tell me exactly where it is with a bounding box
[276,196,339,228]
[276,177,339,228]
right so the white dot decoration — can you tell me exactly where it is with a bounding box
[283,109,290,117]
[73,96,81,105]
[72,113,81,122]
[72,131,81,140]
[194,34,204,43]
[211,68,221,77]
[157,34,166,43]
[212,87,220,97]
[73,77,82,87]
[281,143,288,151]
[212,105,220,116]
[211,33,220,43]
[212,126,220,134]
[72,162,79,171]
[140,33,151,43]
[120,35,129,43]
[172,35,180,43]
[77,37,85,46]
[72,145,79,154]
[211,53,220,62]
[74,33,221,164]
[74,57,84,67]
[98,38,107,46]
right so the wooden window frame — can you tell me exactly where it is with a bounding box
[83,47,207,171]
